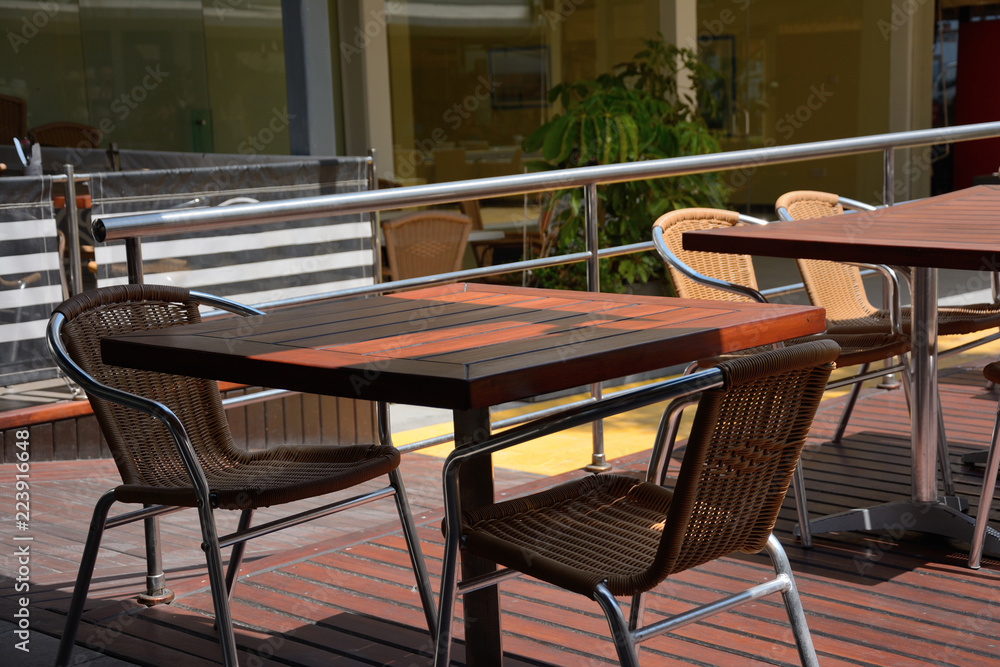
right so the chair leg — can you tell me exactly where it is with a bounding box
[389,468,437,635]
[197,502,239,666]
[628,591,646,632]
[832,363,869,444]
[593,583,640,667]
[433,525,463,667]
[765,535,820,667]
[970,402,1000,568]
[792,461,812,548]
[56,490,116,667]
[224,509,254,603]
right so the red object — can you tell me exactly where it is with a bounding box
[953,20,1000,189]
[52,194,92,209]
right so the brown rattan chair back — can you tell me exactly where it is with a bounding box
[775,190,883,326]
[30,121,101,148]
[653,208,760,302]
[0,94,27,145]
[54,285,243,500]
[383,211,471,280]
[51,284,436,666]
[437,340,838,666]
[461,339,837,597]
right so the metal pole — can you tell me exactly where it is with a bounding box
[123,229,167,605]
[63,164,83,296]
[584,183,610,472]
[125,237,144,284]
[878,147,901,390]
[368,148,383,281]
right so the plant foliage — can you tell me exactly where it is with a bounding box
[524,35,730,293]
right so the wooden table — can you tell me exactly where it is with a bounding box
[684,185,1000,556]
[101,282,825,664]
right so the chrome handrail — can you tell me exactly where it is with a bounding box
[84,120,1000,467]
[94,121,1000,242]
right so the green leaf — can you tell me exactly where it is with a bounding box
[542,115,571,162]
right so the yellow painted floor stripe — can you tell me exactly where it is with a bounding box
[394,331,1000,478]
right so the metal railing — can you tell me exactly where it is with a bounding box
[91,120,1000,467]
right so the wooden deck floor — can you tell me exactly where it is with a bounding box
[5,363,1000,666]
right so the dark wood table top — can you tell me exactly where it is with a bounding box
[683,185,1000,271]
[102,283,825,411]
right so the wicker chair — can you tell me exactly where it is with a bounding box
[652,208,914,546]
[30,121,101,148]
[48,285,436,667]
[777,189,1000,471]
[382,211,471,280]
[970,361,1000,569]
[434,339,839,667]
[776,190,1000,337]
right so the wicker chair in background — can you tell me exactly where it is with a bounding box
[30,121,100,148]
[777,189,1000,472]
[48,285,436,667]
[0,93,27,145]
[776,189,1000,342]
[382,211,471,280]
[434,339,840,667]
[652,208,913,546]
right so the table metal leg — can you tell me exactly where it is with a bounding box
[454,407,503,666]
[799,268,1000,559]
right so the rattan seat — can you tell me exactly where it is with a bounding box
[434,339,839,667]
[49,284,435,667]
[382,210,471,280]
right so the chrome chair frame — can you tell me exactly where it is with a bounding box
[49,289,435,667]
[432,365,820,667]
[652,212,915,546]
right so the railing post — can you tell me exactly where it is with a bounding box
[584,182,611,472]
[368,148,383,281]
[878,146,902,390]
[122,217,170,606]
[63,165,83,296]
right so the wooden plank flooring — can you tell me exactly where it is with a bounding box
[5,362,1000,665]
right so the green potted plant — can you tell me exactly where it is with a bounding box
[524,35,730,293]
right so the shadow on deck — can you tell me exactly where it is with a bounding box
[5,363,1000,666]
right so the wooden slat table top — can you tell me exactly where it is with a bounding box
[683,185,1000,271]
[102,283,825,410]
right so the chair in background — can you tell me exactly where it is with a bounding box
[434,339,839,667]
[776,189,1000,341]
[49,285,436,667]
[382,211,471,280]
[30,121,100,148]
[777,189,1000,469]
[0,93,27,145]
[652,207,913,546]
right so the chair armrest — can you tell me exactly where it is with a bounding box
[191,291,265,317]
[842,262,904,335]
[440,367,725,538]
[652,227,769,303]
